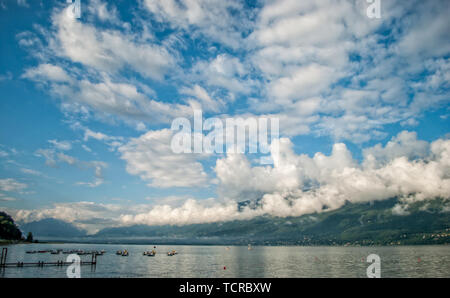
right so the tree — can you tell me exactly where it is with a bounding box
[26,232,33,242]
[0,211,22,240]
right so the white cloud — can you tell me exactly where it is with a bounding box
[363,131,430,168]
[268,63,339,103]
[143,0,250,49]
[115,132,450,227]
[392,204,410,216]
[120,198,256,226]
[51,7,175,80]
[35,149,57,167]
[0,178,27,192]
[20,168,43,176]
[395,1,450,59]
[10,201,132,234]
[244,0,450,143]
[190,54,256,96]
[118,129,208,188]
[180,84,223,113]
[24,65,193,124]
[81,144,92,152]
[48,139,72,151]
[22,63,72,83]
[19,1,450,144]
[214,131,450,216]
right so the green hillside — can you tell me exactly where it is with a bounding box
[0,211,23,240]
[92,198,450,245]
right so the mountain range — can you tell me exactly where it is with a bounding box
[14,197,450,245]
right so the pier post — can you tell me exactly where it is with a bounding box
[0,248,7,267]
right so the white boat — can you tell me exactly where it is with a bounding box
[167,250,177,256]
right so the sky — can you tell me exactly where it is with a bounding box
[0,0,449,234]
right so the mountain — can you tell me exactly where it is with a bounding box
[19,218,87,239]
[0,211,23,240]
[13,198,448,245]
[91,198,450,245]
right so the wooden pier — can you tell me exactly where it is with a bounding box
[0,247,98,268]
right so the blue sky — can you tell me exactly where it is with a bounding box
[0,0,448,233]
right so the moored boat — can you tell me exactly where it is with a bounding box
[167,250,177,256]
[144,249,156,256]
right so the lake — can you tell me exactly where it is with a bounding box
[0,243,449,278]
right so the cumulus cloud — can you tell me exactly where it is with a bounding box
[362,131,430,168]
[213,132,450,217]
[100,131,450,227]
[118,129,208,188]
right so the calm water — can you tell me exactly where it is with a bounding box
[0,243,449,278]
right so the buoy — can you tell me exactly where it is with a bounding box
[418,257,421,263]
[224,266,226,270]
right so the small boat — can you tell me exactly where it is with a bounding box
[144,249,156,256]
[50,250,60,254]
[116,250,122,255]
[122,250,129,256]
[167,250,177,256]
[26,250,37,254]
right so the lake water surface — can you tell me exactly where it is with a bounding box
[0,243,449,278]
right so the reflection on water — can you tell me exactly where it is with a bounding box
[0,244,449,278]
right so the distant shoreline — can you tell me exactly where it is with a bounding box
[2,239,448,247]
